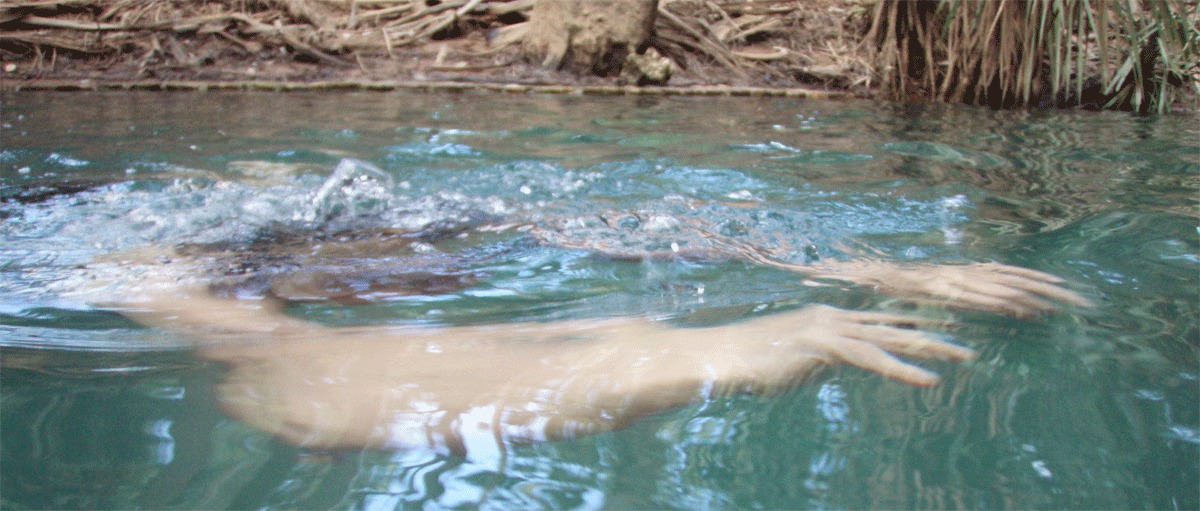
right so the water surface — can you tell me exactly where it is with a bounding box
[1,91,1196,510]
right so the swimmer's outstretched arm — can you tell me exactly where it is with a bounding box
[532,222,1092,316]
[116,288,971,454]
[765,258,1094,316]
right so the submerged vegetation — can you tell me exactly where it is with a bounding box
[0,0,1196,112]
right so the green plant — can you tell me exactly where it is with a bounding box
[866,0,1200,112]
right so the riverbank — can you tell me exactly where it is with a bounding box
[2,78,851,100]
[1,0,1196,112]
[1,0,874,97]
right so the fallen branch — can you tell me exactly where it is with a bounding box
[272,19,353,66]
[657,3,747,77]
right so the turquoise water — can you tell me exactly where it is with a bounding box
[1,91,1197,509]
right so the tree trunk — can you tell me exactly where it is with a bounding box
[520,0,658,77]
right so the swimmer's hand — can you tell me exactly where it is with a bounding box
[700,305,973,388]
[794,261,1093,316]
[861,262,1092,316]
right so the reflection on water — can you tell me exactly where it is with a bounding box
[1,91,1197,510]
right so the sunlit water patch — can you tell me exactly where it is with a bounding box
[1,91,1196,510]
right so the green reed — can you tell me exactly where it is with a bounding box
[865,0,1199,112]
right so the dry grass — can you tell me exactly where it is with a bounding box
[656,0,876,87]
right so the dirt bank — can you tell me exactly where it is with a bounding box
[3,0,1195,113]
[0,0,874,97]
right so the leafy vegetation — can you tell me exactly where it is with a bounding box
[866,0,1200,112]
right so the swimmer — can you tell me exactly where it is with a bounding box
[46,163,1092,457]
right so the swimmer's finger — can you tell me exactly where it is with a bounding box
[995,274,1094,307]
[953,291,1054,317]
[958,280,1090,315]
[959,278,1036,300]
[827,340,943,386]
[955,281,1061,314]
[844,323,976,361]
[975,263,1093,307]
[832,309,950,328]
[983,263,1067,283]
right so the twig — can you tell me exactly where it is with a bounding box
[1,0,94,8]
[732,18,785,42]
[657,4,746,77]
[733,46,790,61]
[356,1,417,24]
[0,31,98,53]
[419,12,458,40]
[381,25,396,59]
[456,0,485,17]
[486,0,535,16]
[216,29,262,53]
[273,19,354,67]
[429,61,510,71]
[434,43,448,65]
[18,15,126,31]
[392,0,465,27]
[706,0,737,32]
[354,51,369,72]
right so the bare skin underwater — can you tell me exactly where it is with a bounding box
[102,230,1092,457]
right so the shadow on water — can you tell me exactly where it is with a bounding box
[1,91,1196,510]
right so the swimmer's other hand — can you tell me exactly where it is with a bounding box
[808,261,1092,316]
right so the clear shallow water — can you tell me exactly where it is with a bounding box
[0,91,1196,510]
